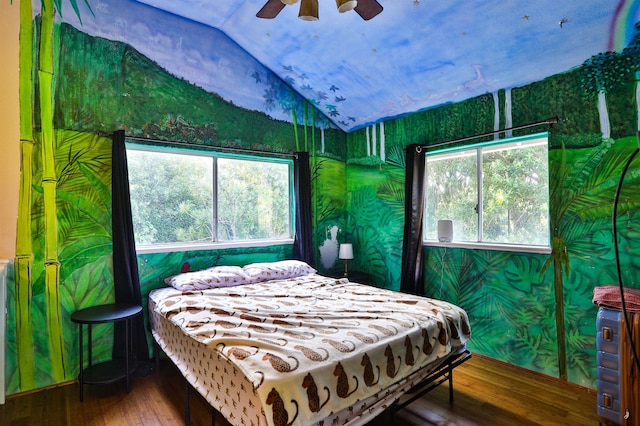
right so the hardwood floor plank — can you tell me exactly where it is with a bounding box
[0,354,598,425]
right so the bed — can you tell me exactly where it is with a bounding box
[149,260,471,426]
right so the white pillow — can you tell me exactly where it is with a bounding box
[164,265,250,291]
[243,260,316,283]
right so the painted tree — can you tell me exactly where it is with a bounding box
[379,122,385,162]
[492,89,514,139]
[622,22,640,131]
[542,138,640,380]
[371,124,377,157]
[39,0,67,383]
[363,123,386,161]
[504,88,513,137]
[581,51,633,139]
[14,0,92,390]
[492,91,500,138]
[261,73,299,150]
[15,0,36,391]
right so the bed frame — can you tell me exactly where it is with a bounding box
[153,342,472,425]
[389,348,472,422]
[149,265,472,426]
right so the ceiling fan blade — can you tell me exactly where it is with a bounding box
[257,0,286,19]
[354,0,383,20]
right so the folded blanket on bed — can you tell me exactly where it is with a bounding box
[593,285,640,312]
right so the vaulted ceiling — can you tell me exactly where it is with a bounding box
[78,1,639,132]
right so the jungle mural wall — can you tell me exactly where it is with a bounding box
[6,0,640,396]
[344,38,640,387]
[6,0,346,395]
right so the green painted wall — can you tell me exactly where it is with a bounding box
[6,18,347,394]
[8,9,640,396]
[344,66,640,387]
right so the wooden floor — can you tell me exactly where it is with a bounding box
[0,355,599,426]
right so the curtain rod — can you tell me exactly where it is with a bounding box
[418,116,558,151]
[125,135,297,158]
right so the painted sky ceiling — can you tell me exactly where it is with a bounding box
[53,0,640,132]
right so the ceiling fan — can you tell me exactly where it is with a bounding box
[257,0,383,21]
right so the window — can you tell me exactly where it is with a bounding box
[126,146,293,252]
[424,133,550,251]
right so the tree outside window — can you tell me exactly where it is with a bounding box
[425,134,549,248]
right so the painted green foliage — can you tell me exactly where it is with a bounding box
[425,248,558,373]
[54,22,346,159]
[4,128,305,394]
[344,65,640,388]
[339,26,640,389]
[312,158,347,273]
[345,135,640,388]
[7,16,346,393]
[548,137,640,385]
[10,4,640,396]
[345,164,405,289]
[7,130,113,393]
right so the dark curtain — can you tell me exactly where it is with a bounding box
[293,151,315,267]
[112,130,149,363]
[400,144,427,295]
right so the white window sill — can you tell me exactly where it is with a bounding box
[136,238,295,254]
[423,240,551,255]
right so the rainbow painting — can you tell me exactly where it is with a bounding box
[609,0,640,51]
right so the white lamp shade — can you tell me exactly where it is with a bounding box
[336,0,357,13]
[339,243,354,260]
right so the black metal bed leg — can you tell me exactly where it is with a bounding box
[448,366,455,402]
[185,379,191,426]
[183,377,219,426]
[387,349,471,420]
[389,404,397,426]
[153,340,160,373]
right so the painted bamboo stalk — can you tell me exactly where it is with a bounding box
[291,109,300,151]
[303,101,308,152]
[553,255,568,381]
[311,106,316,157]
[15,0,37,390]
[365,126,370,156]
[310,105,317,265]
[38,0,66,382]
[371,124,377,157]
[379,122,385,162]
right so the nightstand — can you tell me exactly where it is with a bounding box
[346,271,373,285]
[71,303,142,401]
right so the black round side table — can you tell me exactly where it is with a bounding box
[70,303,142,401]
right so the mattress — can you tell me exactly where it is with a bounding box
[149,273,471,426]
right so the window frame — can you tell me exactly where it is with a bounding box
[423,132,552,254]
[126,143,295,254]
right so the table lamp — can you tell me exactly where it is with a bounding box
[339,243,354,277]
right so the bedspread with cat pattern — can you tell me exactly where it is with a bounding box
[153,274,471,426]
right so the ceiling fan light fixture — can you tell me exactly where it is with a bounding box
[281,0,298,4]
[298,0,319,21]
[336,0,357,13]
